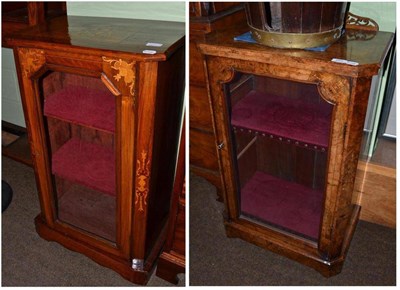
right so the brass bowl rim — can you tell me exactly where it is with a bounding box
[248,24,344,49]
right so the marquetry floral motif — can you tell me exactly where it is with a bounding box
[18,48,45,77]
[135,150,151,212]
[102,57,135,96]
[182,177,186,196]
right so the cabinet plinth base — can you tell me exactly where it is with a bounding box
[224,205,361,277]
[34,215,165,285]
[156,252,185,284]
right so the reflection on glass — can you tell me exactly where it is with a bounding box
[226,74,333,241]
[41,72,116,242]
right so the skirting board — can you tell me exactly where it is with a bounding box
[354,160,396,228]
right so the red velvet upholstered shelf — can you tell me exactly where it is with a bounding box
[241,171,323,239]
[52,138,115,195]
[231,90,332,149]
[44,85,115,133]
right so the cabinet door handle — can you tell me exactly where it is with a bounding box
[217,142,224,150]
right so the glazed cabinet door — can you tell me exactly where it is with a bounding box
[226,73,332,241]
[15,47,136,258]
[205,55,353,261]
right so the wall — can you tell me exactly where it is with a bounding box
[67,2,185,22]
[349,2,396,32]
[385,90,396,137]
[2,48,23,126]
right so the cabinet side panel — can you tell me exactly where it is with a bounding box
[13,48,57,224]
[329,77,372,258]
[145,46,185,260]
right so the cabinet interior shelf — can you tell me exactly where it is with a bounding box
[58,183,116,242]
[52,138,115,196]
[231,90,332,149]
[44,85,115,133]
[241,171,323,240]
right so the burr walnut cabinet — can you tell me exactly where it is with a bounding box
[189,2,246,199]
[197,24,393,276]
[6,15,185,285]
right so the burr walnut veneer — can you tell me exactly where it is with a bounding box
[189,2,246,198]
[6,15,185,285]
[197,24,393,276]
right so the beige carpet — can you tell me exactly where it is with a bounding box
[1,157,184,286]
[189,172,396,286]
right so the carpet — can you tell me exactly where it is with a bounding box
[1,157,184,286]
[189,172,396,286]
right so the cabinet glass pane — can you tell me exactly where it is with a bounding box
[226,73,333,241]
[41,71,116,243]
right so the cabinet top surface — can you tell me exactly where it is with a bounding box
[198,25,394,77]
[6,15,185,59]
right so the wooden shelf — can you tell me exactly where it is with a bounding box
[241,171,323,240]
[231,90,332,149]
[44,86,115,133]
[58,183,116,242]
[52,138,115,196]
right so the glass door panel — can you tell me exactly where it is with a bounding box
[41,71,116,243]
[226,73,333,241]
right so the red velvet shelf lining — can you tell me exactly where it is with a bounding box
[241,171,323,239]
[231,90,332,148]
[52,138,115,196]
[44,85,115,133]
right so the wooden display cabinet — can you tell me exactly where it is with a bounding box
[6,15,185,285]
[156,116,186,284]
[2,2,66,47]
[197,25,393,276]
[189,2,246,198]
